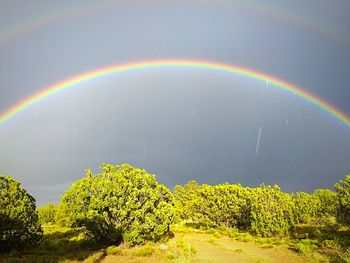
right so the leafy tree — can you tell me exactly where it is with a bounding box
[37,203,57,225]
[0,175,42,251]
[293,191,321,224]
[54,203,70,227]
[173,181,202,224]
[174,182,249,229]
[199,183,248,229]
[313,189,338,224]
[248,185,295,237]
[334,175,350,224]
[174,181,294,236]
[61,164,175,245]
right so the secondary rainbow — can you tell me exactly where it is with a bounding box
[1,1,349,46]
[0,59,349,128]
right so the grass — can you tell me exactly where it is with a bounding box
[207,237,217,245]
[172,222,350,262]
[130,245,155,257]
[259,244,275,249]
[105,245,122,256]
[1,223,350,262]
[291,239,319,254]
[232,248,244,253]
[336,248,350,263]
[0,224,200,263]
[84,251,106,263]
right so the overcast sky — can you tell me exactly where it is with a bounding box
[0,0,349,205]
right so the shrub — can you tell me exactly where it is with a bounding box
[292,239,319,255]
[336,248,350,263]
[335,175,350,225]
[259,244,274,249]
[174,182,250,229]
[0,175,43,251]
[54,203,70,227]
[313,189,338,219]
[61,164,175,245]
[106,245,122,255]
[37,203,57,225]
[293,191,321,224]
[174,181,295,237]
[239,233,253,242]
[248,185,295,237]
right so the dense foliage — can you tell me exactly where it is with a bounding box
[54,203,70,227]
[313,189,338,224]
[174,181,295,237]
[174,181,249,229]
[61,164,175,245]
[37,203,57,225]
[174,179,344,237]
[0,175,42,251]
[334,175,350,224]
[293,192,321,224]
[248,185,295,236]
[2,166,349,253]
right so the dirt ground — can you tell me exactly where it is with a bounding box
[101,232,307,263]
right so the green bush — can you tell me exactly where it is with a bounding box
[292,239,319,255]
[314,189,338,219]
[293,191,321,224]
[174,181,250,229]
[174,181,295,237]
[259,243,274,249]
[238,233,253,242]
[61,164,175,245]
[336,248,350,263]
[54,203,70,227]
[248,185,295,237]
[0,175,43,251]
[335,175,350,225]
[37,203,57,225]
[106,245,122,255]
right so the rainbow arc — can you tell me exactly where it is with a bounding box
[0,59,349,128]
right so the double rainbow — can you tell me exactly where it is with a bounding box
[0,59,349,128]
[1,1,349,46]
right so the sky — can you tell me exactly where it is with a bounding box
[0,0,349,205]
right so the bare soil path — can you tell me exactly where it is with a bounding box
[102,232,307,263]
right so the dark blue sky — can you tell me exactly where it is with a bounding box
[0,0,349,205]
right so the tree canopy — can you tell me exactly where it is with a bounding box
[61,164,175,245]
[334,175,350,224]
[2,166,348,251]
[0,175,42,251]
[37,203,57,225]
[174,181,295,237]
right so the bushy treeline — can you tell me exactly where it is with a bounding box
[1,166,350,252]
[1,164,175,251]
[174,181,340,237]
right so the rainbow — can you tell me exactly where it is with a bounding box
[0,0,113,44]
[0,59,349,128]
[0,1,349,46]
